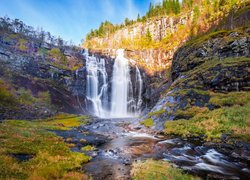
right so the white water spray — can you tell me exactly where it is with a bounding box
[135,66,143,112]
[110,49,132,117]
[85,50,108,117]
[84,49,143,118]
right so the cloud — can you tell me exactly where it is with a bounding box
[152,0,163,4]
[125,0,139,19]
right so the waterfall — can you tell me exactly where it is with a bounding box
[85,50,108,117]
[84,49,143,118]
[135,66,143,112]
[110,49,132,117]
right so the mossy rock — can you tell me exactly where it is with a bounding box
[140,118,154,128]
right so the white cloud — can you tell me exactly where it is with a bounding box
[125,0,139,19]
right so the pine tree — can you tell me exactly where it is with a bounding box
[137,14,141,22]
[146,28,152,42]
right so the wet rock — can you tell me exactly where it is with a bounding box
[10,153,34,162]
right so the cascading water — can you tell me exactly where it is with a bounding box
[84,49,143,118]
[85,50,109,117]
[135,66,143,112]
[110,49,132,117]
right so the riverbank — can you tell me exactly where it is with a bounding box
[1,115,249,179]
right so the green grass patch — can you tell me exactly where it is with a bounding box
[81,145,96,151]
[176,106,209,119]
[0,79,18,107]
[0,115,91,179]
[131,159,200,180]
[165,102,250,142]
[148,109,166,117]
[140,118,154,128]
[40,113,89,130]
[209,91,250,107]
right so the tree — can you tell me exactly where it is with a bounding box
[56,37,64,47]
[183,0,193,9]
[137,14,141,22]
[124,18,130,26]
[146,28,152,42]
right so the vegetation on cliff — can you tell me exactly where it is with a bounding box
[0,78,53,117]
[0,16,83,70]
[161,27,250,142]
[84,0,248,49]
[86,0,183,40]
[84,0,249,74]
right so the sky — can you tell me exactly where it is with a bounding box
[0,0,161,45]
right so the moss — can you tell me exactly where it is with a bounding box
[140,118,154,128]
[171,56,250,92]
[18,38,28,51]
[0,116,90,179]
[209,91,250,107]
[176,106,209,119]
[39,114,89,130]
[131,159,200,180]
[81,145,96,151]
[17,88,36,105]
[0,79,18,107]
[165,102,250,142]
[38,47,48,56]
[49,48,67,65]
[185,30,233,47]
[148,109,166,117]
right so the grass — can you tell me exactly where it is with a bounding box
[0,115,90,179]
[165,101,250,142]
[148,109,166,117]
[140,118,154,128]
[209,91,250,107]
[131,159,200,180]
[81,145,96,151]
[0,79,18,107]
[176,106,209,119]
[40,113,89,130]
[169,56,250,94]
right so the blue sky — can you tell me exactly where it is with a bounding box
[0,0,161,45]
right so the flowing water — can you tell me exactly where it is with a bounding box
[81,49,249,179]
[85,50,109,117]
[55,117,250,180]
[84,49,143,118]
[110,49,132,117]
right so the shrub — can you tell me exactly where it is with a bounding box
[17,88,35,105]
[148,109,166,117]
[37,91,51,106]
[0,79,17,107]
[140,118,154,127]
[49,48,67,65]
[18,38,27,51]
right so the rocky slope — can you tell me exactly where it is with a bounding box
[0,29,87,120]
[140,26,249,146]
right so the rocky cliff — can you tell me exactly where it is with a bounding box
[0,30,88,120]
[144,26,250,129]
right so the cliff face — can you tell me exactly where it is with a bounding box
[144,27,250,133]
[86,13,192,73]
[85,1,249,75]
[90,13,191,46]
[0,31,87,120]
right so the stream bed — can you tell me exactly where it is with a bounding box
[54,118,250,180]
